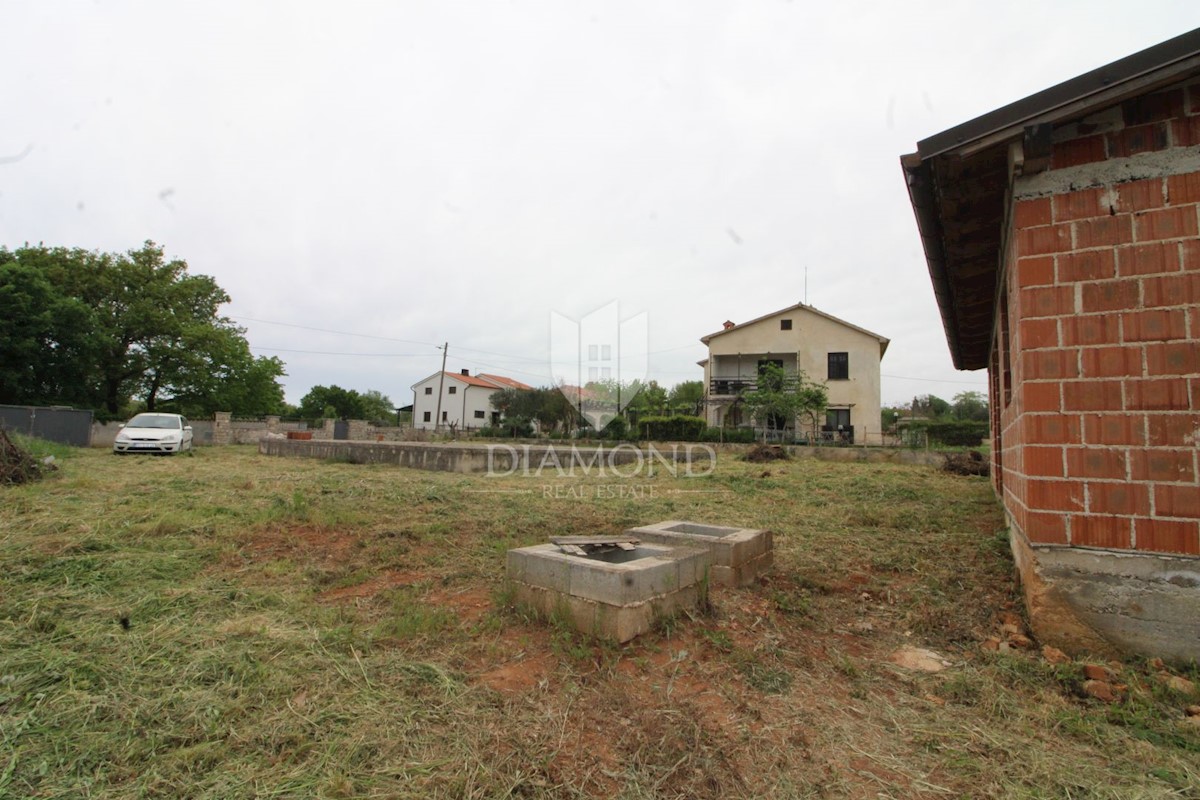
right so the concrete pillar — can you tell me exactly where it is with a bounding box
[213,412,233,445]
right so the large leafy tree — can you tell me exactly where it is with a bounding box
[296,385,393,421]
[298,385,367,420]
[0,254,98,405]
[0,242,286,416]
[358,390,396,423]
[489,387,578,432]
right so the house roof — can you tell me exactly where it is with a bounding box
[555,384,598,401]
[477,373,533,391]
[411,371,532,391]
[700,302,890,357]
[901,28,1200,370]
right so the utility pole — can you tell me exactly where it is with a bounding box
[434,342,448,432]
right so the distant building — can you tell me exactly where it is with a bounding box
[902,30,1200,660]
[700,303,889,443]
[411,370,532,430]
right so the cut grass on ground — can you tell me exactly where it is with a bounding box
[1,445,1197,799]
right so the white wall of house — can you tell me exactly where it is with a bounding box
[412,373,507,430]
[458,385,499,428]
[702,306,887,442]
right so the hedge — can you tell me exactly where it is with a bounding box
[635,415,707,441]
[905,420,989,447]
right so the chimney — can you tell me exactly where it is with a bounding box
[722,320,736,330]
[460,368,470,376]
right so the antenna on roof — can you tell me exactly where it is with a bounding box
[804,266,808,305]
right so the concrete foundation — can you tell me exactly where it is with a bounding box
[506,542,710,642]
[625,520,772,587]
[1011,525,1200,664]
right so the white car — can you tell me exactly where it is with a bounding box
[113,413,194,455]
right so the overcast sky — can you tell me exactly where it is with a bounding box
[4,2,1198,409]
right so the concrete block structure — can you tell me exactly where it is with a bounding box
[902,30,1200,661]
[625,520,773,587]
[506,543,710,642]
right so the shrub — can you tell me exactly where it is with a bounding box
[479,417,534,438]
[602,416,628,440]
[905,420,989,447]
[636,415,706,442]
[700,427,757,444]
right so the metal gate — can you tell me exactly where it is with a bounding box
[333,420,350,440]
[0,405,94,447]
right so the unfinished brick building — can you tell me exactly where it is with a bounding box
[903,30,1200,661]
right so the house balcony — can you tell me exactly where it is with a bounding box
[708,377,757,396]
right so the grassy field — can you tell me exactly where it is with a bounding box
[1,444,1198,799]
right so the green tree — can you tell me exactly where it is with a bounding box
[0,242,285,416]
[298,385,366,420]
[950,390,989,422]
[0,254,97,406]
[624,380,667,425]
[667,380,705,416]
[912,394,951,419]
[741,365,828,442]
[359,390,396,424]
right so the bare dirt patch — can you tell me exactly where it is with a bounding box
[479,650,556,693]
[317,569,424,601]
[236,523,363,564]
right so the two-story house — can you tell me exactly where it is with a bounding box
[411,370,532,431]
[700,303,889,443]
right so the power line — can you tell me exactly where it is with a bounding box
[251,347,431,357]
[231,315,437,347]
[881,373,985,385]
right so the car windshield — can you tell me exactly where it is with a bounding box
[127,414,180,429]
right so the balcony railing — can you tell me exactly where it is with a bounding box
[709,377,757,395]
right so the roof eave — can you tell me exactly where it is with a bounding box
[901,152,971,370]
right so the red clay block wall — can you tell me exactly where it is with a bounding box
[994,79,1200,557]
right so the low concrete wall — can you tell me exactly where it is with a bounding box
[259,439,715,475]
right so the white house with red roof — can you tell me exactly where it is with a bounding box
[411,369,533,430]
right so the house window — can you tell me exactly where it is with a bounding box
[442,411,447,421]
[825,409,851,430]
[828,352,849,380]
[424,387,432,395]
[780,319,792,330]
[474,410,485,419]
[448,386,457,394]
[423,411,431,422]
